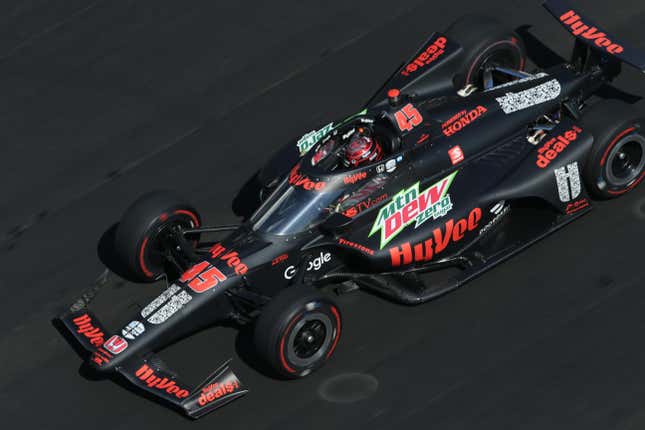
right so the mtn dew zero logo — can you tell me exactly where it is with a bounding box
[297,122,334,155]
[370,171,458,249]
[296,109,369,156]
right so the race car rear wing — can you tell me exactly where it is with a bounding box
[543,0,645,73]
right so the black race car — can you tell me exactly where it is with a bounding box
[58,0,645,419]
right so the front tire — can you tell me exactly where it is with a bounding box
[580,101,645,199]
[253,286,342,379]
[114,191,201,282]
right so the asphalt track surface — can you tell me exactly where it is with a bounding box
[1,1,645,429]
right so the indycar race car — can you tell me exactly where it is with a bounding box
[58,0,645,419]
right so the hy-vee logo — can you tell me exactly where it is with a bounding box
[369,171,458,249]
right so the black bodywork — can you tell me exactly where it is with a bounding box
[58,0,645,419]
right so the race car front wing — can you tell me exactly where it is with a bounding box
[57,272,248,419]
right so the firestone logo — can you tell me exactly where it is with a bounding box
[369,171,458,249]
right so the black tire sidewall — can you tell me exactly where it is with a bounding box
[253,287,341,379]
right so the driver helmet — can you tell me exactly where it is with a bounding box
[344,131,383,167]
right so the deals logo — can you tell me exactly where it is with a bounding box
[401,36,447,77]
[441,106,487,137]
[559,10,624,54]
[72,313,105,347]
[135,364,190,399]
[536,125,582,168]
[198,380,241,407]
[289,165,326,191]
[389,207,482,267]
[370,171,458,249]
[297,122,334,155]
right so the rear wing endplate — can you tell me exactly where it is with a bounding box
[543,0,645,73]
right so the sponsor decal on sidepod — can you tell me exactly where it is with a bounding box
[389,207,482,267]
[370,171,458,249]
[536,125,582,168]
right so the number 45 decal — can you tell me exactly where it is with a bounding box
[394,103,423,132]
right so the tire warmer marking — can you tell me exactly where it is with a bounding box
[279,313,302,374]
[326,306,342,359]
[139,236,154,278]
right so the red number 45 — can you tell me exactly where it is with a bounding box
[394,103,423,132]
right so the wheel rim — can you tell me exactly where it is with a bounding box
[605,134,645,188]
[293,320,327,359]
[285,311,334,368]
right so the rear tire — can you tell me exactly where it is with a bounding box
[115,191,201,282]
[253,286,342,379]
[579,100,645,199]
[445,15,526,90]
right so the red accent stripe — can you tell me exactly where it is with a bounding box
[279,313,301,374]
[600,127,635,167]
[174,209,200,227]
[139,236,154,278]
[326,306,342,359]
